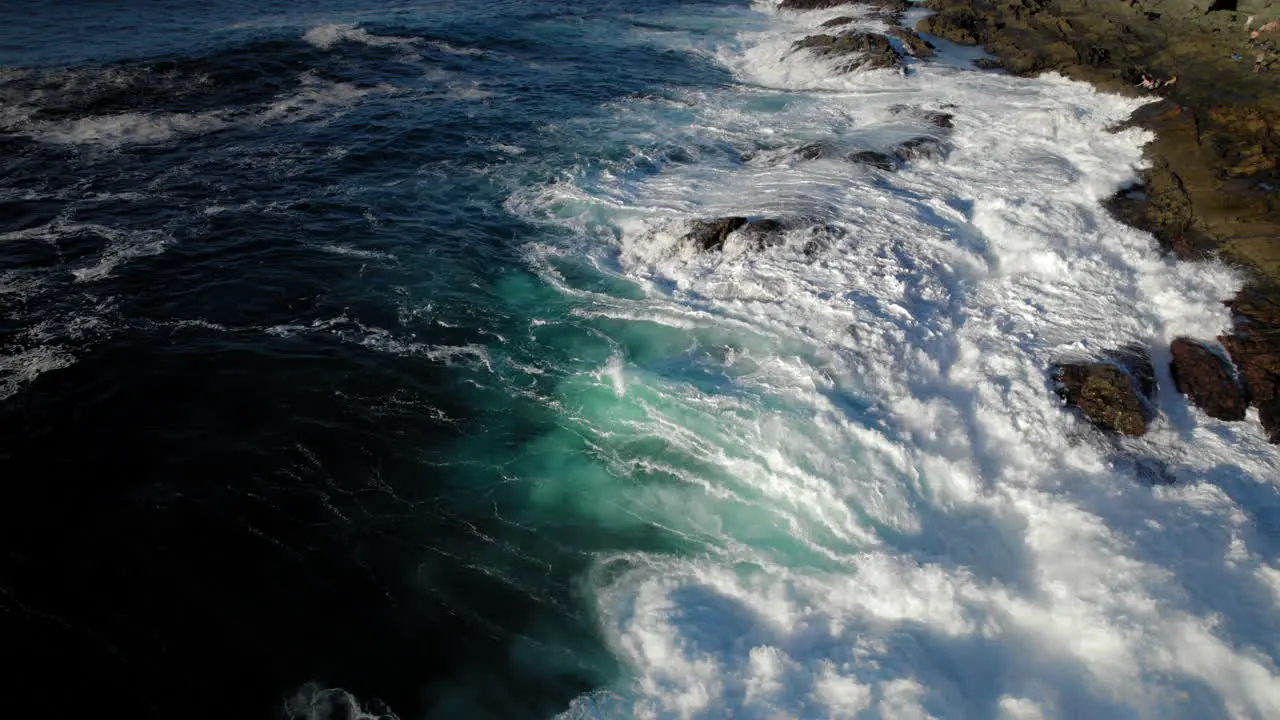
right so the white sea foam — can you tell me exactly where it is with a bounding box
[302,23,417,51]
[14,68,390,148]
[0,345,76,401]
[505,4,1280,718]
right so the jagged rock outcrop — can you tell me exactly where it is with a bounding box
[847,135,949,170]
[790,31,904,73]
[781,0,908,17]
[821,16,856,28]
[1055,362,1150,436]
[918,7,981,45]
[1169,338,1247,421]
[1222,285,1280,441]
[847,150,898,170]
[684,217,787,252]
[1054,349,1155,436]
[887,26,936,59]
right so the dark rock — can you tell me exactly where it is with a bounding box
[820,16,857,28]
[1106,345,1157,400]
[781,0,908,16]
[894,135,948,162]
[793,142,829,161]
[779,0,854,8]
[847,150,898,170]
[684,217,789,252]
[742,142,834,165]
[740,219,787,249]
[888,105,954,128]
[1222,324,1280,443]
[972,57,1004,70]
[1169,338,1247,421]
[887,26,936,59]
[790,31,904,73]
[685,217,747,252]
[917,8,981,45]
[1054,361,1149,436]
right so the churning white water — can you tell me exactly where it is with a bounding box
[504,2,1280,718]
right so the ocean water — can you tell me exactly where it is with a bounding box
[3,1,1280,718]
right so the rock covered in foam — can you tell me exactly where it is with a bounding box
[780,0,908,15]
[1169,338,1247,421]
[1054,351,1155,436]
[847,135,950,170]
[887,26,936,59]
[789,31,904,74]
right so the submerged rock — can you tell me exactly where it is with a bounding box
[847,150,898,170]
[1169,338,1247,421]
[1054,359,1151,436]
[790,31,904,73]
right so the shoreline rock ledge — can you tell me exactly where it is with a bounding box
[912,0,1279,442]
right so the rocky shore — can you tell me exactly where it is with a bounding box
[756,0,1280,443]
[914,0,1280,442]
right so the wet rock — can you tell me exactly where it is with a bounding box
[739,218,787,249]
[1054,361,1150,436]
[793,142,830,161]
[779,0,854,8]
[927,112,954,129]
[888,104,955,129]
[1222,289,1280,442]
[847,150,898,170]
[894,135,948,161]
[847,135,949,170]
[1107,345,1157,400]
[684,217,788,252]
[1169,338,1247,421]
[820,16,857,28]
[781,0,908,16]
[741,142,834,165]
[887,26,936,59]
[1224,290,1280,442]
[790,31,904,73]
[685,217,747,252]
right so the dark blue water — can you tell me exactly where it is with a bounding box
[0,2,743,717]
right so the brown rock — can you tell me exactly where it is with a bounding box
[781,0,908,16]
[917,8,981,45]
[1169,338,1247,421]
[1055,362,1149,436]
[1222,332,1280,443]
